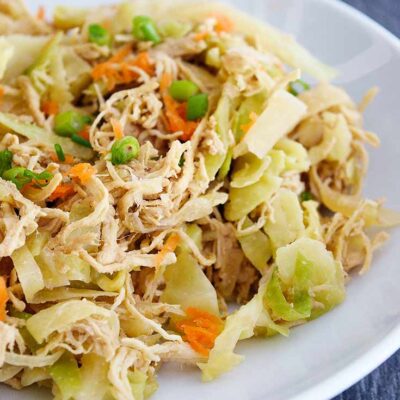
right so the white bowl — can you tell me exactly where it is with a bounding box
[4,0,400,399]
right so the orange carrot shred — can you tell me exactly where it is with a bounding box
[0,276,9,322]
[50,152,74,164]
[111,118,124,139]
[78,126,90,141]
[0,86,4,105]
[42,100,59,116]
[194,32,209,42]
[68,163,96,184]
[155,233,181,268]
[37,5,45,21]
[240,111,258,134]
[48,183,75,202]
[176,307,223,356]
[212,13,234,33]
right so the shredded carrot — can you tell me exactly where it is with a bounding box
[50,152,74,164]
[111,118,124,139]
[68,163,96,184]
[78,126,90,141]
[176,307,223,356]
[41,100,59,116]
[240,111,259,134]
[36,5,45,21]
[194,32,209,42]
[160,73,199,141]
[48,183,75,202]
[0,86,4,105]
[0,276,8,322]
[212,13,234,33]
[155,233,181,268]
[92,47,154,91]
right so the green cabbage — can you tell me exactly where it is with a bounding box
[53,6,88,30]
[31,288,117,304]
[161,251,219,316]
[275,238,346,317]
[198,284,265,381]
[48,353,81,400]
[128,370,158,400]
[275,138,310,173]
[0,38,14,80]
[225,172,282,221]
[264,189,305,250]
[96,271,127,292]
[0,112,93,160]
[303,200,322,240]
[237,218,271,272]
[11,245,45,302]
[75,354,110,400]
[230,153,271,188]
[26,299,117,344]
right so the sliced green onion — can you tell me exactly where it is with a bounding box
[54,144,65,162]
[88,24,111,46]
[54,111,87,137]
[169,80,199,102]
[178,154,185,167]
[288,79,311,96]
[2,167,53,190]
[0,150,13,177]
[300,191,314,202]
[111,136,140,165]
[132,16,161,44]
[186,93,209,121]
[71,133,92,148]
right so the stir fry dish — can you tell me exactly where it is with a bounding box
[0,1,398,399]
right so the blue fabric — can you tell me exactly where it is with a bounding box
[334,1,400,399]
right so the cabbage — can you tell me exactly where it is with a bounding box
[11,245,45,302]
[49,353,81,400]
[237,218,271,272]
[1,35,49,83]
[198,284,265,381]
[76,354,110,400]
[275,138,310,173]
[204,95,231,180]
[233,92,268,142]
[161,251,219,316]
[276,238,346,317]
[180,223,203,253]
[26,230,51,257]
[230,153,271,188]
[32,288,117,304]
[36,248,70,289]
[128,371,158,400]
[225,172,282,221]
[0,38,14,80]
[96,271,127,292]
[20,367,50,387]
[158,20,192,39]
[216,149,233,181]
[26,299,117,344]
[53,6,88,30]
[0,112,93,160]
[233,90,307,159]
[264,189,305,250]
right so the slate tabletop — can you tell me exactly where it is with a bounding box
[334,1,400,399]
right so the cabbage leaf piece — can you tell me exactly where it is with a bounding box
[264,188,305,250]
[233,90,307,159]
[275,238,346,317]
[161,251,219,316]
[26,299,118,344]
[0,112,93,160]
[0,37,14,80]
[11,245,45,302]
[230,153,271,188]
[225,172,282,221]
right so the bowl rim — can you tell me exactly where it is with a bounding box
[287,3,400,399]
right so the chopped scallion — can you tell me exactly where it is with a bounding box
[111,136,140,165]
[54,111,87,137]
[88,24,111,46]
[288,79,311,96]
[132,16,161,44]
[169,80,199,102]
[0,150,13,177]
[54,144,65,162]
[186,93,209,121]
[71,133,92,148]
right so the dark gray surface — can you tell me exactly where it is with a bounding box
[334,1,400,399]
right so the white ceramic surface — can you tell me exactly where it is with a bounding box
[3,0,400,399]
